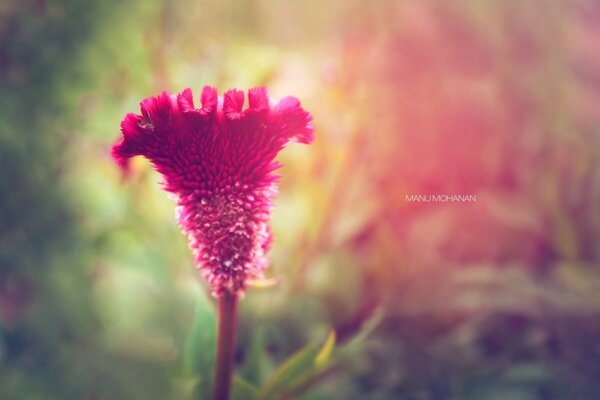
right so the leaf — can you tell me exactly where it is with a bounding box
[260,344,320,399]
[182,289,217,397]
[233,377,260,400]
[343,306,383,350]
[241,327,270,386]
[261,331,337,400]
[315,331,336,367]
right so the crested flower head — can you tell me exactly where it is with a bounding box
[112,86,313,297]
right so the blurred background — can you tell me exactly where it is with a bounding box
[1,0,600,399]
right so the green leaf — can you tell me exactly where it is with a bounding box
[261,344,319,399]
[182,289,217,397]
[315,331,336,367]
[233,377,260,400]
[241,326,270,386]
[344,306,383,349]
[261,331,337,400]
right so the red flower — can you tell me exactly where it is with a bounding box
[112,86,314,297]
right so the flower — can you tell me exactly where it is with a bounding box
[112,86,314,297]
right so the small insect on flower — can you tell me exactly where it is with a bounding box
[112,86,314,297]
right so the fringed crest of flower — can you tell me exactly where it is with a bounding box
[112,86,313,297]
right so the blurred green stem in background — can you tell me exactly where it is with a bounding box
[213,291,238,400]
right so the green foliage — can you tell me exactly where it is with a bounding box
[182,290,217,398]
[233,378,261,400]
[260,331,336,400]
[241,326,271,386]
[2,0,600,399]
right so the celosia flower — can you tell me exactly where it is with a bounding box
[112,86,313,297]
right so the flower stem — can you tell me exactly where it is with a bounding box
[212,291,238,400]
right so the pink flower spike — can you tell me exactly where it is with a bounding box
[112,86,314,297]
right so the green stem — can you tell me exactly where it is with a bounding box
[212,291,238,400]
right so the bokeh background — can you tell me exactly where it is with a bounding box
[2,0,600,399]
